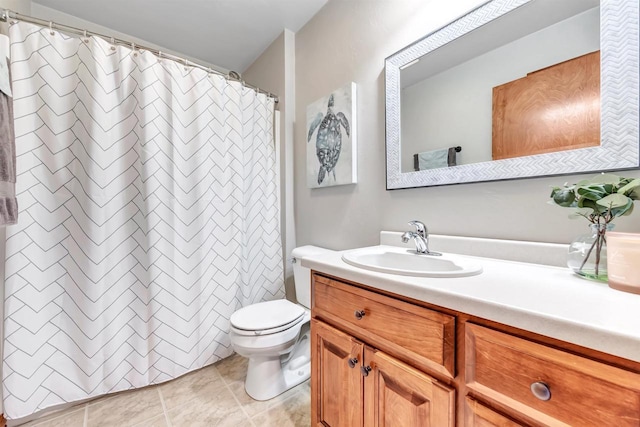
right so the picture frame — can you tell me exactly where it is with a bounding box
[306,82,357,188]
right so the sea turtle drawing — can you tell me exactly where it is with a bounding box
[307,94,350,185]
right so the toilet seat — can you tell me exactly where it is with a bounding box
[230,299,305,336]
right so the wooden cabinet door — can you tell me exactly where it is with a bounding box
[311,319,364,427]
[363,347,455,427]
[492,50,600,160]
[465,397,525,427]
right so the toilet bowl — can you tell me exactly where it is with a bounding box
[229,245,330,401]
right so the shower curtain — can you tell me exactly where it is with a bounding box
[2,22,283,419]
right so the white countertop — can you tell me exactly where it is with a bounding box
[302,245,640,363]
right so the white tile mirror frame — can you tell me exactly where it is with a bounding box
[385,0,639,189]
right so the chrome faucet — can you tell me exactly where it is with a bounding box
[401,220,441,256]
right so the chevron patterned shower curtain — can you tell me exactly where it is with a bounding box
[2,22,283,419]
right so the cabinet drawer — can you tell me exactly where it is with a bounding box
[312,274,455,377]
[465,323,640,426]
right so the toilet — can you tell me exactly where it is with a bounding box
[229,245,330,401]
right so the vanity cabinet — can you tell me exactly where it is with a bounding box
[311,274,455,426]
[311,319,455,427]
[310,271,640,427]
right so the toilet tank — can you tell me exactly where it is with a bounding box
[291,245,332,309]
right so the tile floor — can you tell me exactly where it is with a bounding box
[18,354,310,427]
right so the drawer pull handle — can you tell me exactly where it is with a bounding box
[530,381,551,401]
[347,357,358,368]
[361,365,372,377]
[354,310,366,320]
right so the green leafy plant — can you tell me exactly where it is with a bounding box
[550,174,640,277]
[550,174,640,223]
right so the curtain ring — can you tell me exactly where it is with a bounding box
[158,50,162,61]
[49,21,54,36]
[83,29,88,43]
[183,58,188,71]
[110,37,116,51]
[132,42,137,57]
[4,10,16,25]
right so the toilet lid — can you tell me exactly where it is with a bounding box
[230,299,305,332]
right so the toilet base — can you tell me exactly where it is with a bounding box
[244,330,310,401]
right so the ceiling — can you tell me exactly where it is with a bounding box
[33,0,328,72]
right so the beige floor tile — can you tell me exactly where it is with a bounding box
[159,365,223,410]
[86,386,163,427]
[28,407,86,427]
[20,357,311,427]
[130,414,168,427]
[217,410,254,427]
[228,379,308,418]
[213,353,248,385]
[166,384,249,427]
[251,389,310,427]
[226,380,271,417]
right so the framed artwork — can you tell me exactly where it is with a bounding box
[306,82,357,188]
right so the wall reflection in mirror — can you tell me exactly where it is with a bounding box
[400,0,599,173]
[385,0,639,189]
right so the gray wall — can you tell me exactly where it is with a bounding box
[293,0,640,250]
[0,0,29,14]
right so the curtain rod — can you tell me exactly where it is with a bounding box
[0,9,279,104]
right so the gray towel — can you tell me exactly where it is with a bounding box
[413,147,458,171]
[0,57,17,225]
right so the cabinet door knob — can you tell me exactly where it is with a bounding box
[354,310,366,320]
[360,365,372,377]
[530,381,551,401]
[347,357,358,368]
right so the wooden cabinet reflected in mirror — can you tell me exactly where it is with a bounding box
[492,50,601,160]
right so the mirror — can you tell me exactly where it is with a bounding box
[385,0,639,189]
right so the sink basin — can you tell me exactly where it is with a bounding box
[341,246,483,278]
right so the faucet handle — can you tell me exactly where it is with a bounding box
[408,220,427,237]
